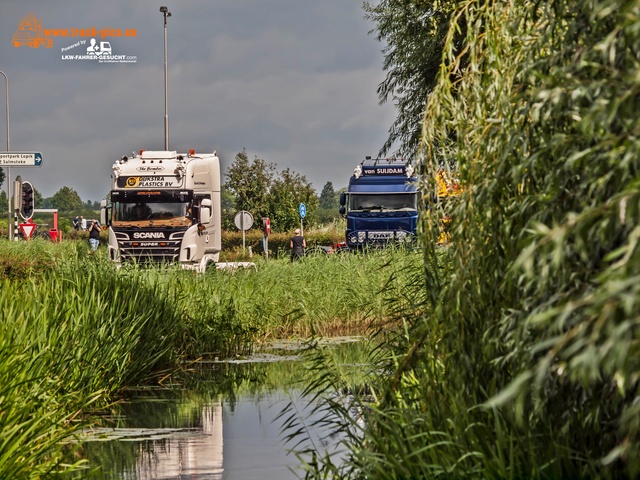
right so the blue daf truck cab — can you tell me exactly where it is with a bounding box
[339,158,418,250]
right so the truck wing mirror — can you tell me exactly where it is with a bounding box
[339,206,346,216]
[339,192,346,206]
[100,199,109,226]
[200,198,212,224]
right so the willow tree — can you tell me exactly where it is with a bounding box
[363,0,464,159]
[410,0,640,477]
[292,1,640,479]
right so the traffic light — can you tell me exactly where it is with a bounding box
[20,181,34,220]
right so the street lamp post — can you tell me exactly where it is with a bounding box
[160,6,171,151]
[0,71,11,240]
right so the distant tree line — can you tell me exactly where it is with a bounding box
[1,151,345,234]
[223,149,343,233]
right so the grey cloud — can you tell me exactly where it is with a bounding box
[0,0,393,202]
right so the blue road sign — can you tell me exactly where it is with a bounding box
[299,203,306,219]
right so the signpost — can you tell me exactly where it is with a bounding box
[234,210,254,255]
[299,203,306,236]
[262,217,271,262]
[1,152,43,240]
[12,175,21,210]
[19,222,36,240]
[0,152,43,167]
[12,176,21,240]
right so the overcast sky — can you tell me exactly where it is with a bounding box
[0,0,396,202]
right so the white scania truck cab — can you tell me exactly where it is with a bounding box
[101,149,221,272]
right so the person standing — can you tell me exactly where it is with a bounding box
[290,228,306,261]
[88,219,101,252]
[80,216,87,231]
[73,215,80,230]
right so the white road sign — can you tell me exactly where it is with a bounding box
[234,211,254,231]
[0,152,43,167]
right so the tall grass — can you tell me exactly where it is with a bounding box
[149,245,423,358]
[0,242,179,476]
[0,237,420,477]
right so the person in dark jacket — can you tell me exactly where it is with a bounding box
[88,219,101,252]
[290,228,306,261]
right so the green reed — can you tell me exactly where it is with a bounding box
[0,242,178,476]
[0,238,420,477]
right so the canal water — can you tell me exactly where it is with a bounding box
[67,338,367,479]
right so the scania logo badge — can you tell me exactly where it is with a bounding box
[132,232,166,239]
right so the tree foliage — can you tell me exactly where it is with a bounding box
[393,0,640,477]
[224,150,318,233]
[220,184,237,231]
[319,181,338,210]
[49,186,84,214]
[363,0,463,159]
[0,190,6,215]
[33,188,44,209]
[268,168,318,232]
[225,149,275,221]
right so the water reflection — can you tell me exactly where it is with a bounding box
[132,403,223,479]
[69,339,367,479]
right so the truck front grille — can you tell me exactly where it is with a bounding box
[115,230,185,263]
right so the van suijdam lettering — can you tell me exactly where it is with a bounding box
[375,167,404,174]
[132,232,166,239]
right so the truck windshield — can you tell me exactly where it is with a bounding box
[110,191,193,227]
[348,193,417,212]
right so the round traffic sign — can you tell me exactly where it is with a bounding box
[234,210,254,231]
[299,203,306,219]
